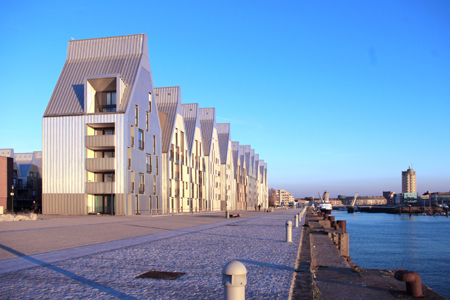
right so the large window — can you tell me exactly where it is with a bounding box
[149,93,152,113]
[103,92,116,112]
[153,175,157,195]
[146,112,149,132]
[153,135,156,155]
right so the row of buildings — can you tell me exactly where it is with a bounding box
[39,34,268,215]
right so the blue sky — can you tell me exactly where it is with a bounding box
[1,0,449,197]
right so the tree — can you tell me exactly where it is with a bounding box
[268,188,278,207]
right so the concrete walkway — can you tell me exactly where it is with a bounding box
[0,209,305,299]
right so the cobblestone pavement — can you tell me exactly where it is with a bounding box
[0,209,305,299]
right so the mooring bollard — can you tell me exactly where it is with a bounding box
[286,221,292,242]
[295,215,299,227]
[394,270,423,297]
[336,220,346,232]
[222,261,247,300]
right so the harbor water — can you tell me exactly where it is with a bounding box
[332,210,450,299]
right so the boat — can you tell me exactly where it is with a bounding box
[319,202,333,213]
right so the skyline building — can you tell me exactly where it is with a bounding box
[402,166,417,194]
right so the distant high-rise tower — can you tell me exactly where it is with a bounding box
[402,166,416,194]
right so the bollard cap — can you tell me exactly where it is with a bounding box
[223,260,247,276]
[286,220,292,226]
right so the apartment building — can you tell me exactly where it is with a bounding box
[182,103,206,212]
[42,34,268,215]
[232,142,246,210]
[0,149,42,212]
[199,108,221,211]
[155,87,192,214]
[217,123,235,211]
[43,34,162,215]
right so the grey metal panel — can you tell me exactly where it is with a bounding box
[86,158,115,172]
[154,87,183,153]
[216,123,230,164]
[44,35,147,117]
[199,108,216,156]
[182,103,201,157]
[86,182,115,194]
[85,135,115,149]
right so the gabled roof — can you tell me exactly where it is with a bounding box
[44,34,148,117]
[0,149,14,158]
[259,160,265,183]
[14,153,34,177]
[182,103,201,157]
[254,154,259,179]
[232,142,240,175]
[155,86,184,153]
[217,123,231,164]
[241,145,251,172]
[199,108,216,157]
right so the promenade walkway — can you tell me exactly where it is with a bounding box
[0,209,304,299]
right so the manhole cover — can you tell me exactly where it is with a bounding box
[136,271,185,280]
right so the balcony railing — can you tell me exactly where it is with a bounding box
[86,158,115,172]
[85,135,115,149]
[86,182,115,194]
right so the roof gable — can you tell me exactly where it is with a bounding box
[155,86,184,153]
[182,103,201,157]
[217,123,231,164]
[44,34,147,117]
[199,108,216,156]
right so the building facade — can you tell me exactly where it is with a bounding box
[42,34,268,215]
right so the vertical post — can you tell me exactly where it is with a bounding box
[286,221,292,242]
[223,261,247,300]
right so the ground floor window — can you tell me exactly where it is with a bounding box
[95,195,115,214]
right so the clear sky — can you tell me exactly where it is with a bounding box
[1,0,449,198]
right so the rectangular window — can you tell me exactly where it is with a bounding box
[131,171,135,193]
[139,173,145,194]
[103,92,116,112]
[149,93,152,113]
[146,112,149,132]
[131,126,135,148]
[153,175,156,195]
[156,156,159,175]
[127,147,131,169]
[138,129,144,150]
[135,105,139,126]
[146,154,152,173]
[153,135,156,155]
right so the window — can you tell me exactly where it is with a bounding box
[131,171,135,193]
[156,156,159,175]
[153,135,156,155]
[131,126,135,148]
[149,93,152,113]
[135,105,139,126]
[146,112,149,132]
[146,154,152,173]
[139,173,145,194]
[105,128,115,135]
[153,175,156,195]
[103,92,116,112]
[127,147,131,170]
[138,129,144,150]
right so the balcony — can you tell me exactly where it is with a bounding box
[86,158,115,172]
[85,135,115,150]
[86,182,115,194]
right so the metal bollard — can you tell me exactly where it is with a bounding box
[394,270,423,297]
[222,261,247,300]
[295,215,299,227]
[286,221,292,242]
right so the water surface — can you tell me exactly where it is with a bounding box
[332,211,450,298]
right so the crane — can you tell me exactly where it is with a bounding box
[318,192,324,203]
[347,192,359,213]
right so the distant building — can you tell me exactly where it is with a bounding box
[402,166,416,194]
[276,189,294,206]
[383,191,395,205]
[0,149,42,212]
